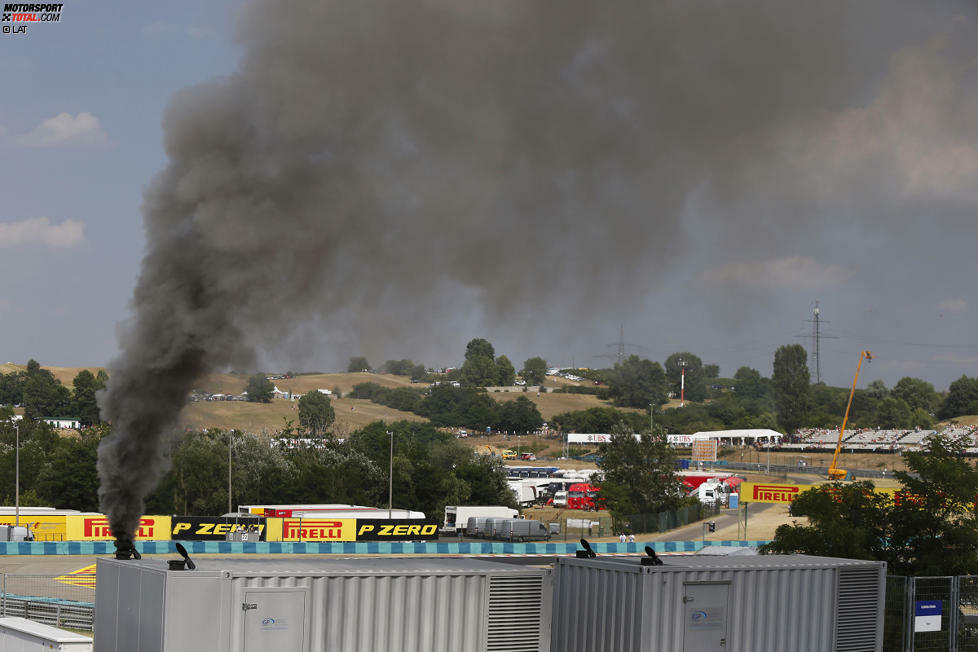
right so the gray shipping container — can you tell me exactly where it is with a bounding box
[95,556,552,652]
[552,554,885,652]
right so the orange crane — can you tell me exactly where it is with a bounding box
[828,350,873,481]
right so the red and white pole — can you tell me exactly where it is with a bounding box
[680,366,685,407]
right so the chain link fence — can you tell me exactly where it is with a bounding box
[885,575,978,652]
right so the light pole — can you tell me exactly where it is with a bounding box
[13,421,19,527]
[227,431,233,515]
[649,403,654,434]
[387,430,394,519]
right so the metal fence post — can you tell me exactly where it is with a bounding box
[908,576,916,652]
[948,575,961,652]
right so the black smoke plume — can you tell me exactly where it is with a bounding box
[97,0,974,539]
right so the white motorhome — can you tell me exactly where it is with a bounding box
[442,506,519,534]
[696,480,730,506]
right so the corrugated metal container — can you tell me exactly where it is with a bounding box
[95,556,552,652]
[551,554,884,652]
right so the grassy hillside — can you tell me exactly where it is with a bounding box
[493,391,628,420]
[0,363,105,387]
[181,396,424,435]
[196,371,417,396]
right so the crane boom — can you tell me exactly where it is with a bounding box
[828,350,873,481]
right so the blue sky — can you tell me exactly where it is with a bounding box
[2,1,978,392]
[0,0,238,363]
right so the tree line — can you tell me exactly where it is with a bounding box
[0,360,106,425]
[0,415,515,523]
[350,382,545,434]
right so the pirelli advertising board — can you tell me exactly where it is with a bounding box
[355,519,439,541]
[65,515,172,541]
[740,482,900,504]
[0,515,68,541]
[271,518,440,542]
[171,517,266,541]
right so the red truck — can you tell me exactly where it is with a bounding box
[567,483,604,511]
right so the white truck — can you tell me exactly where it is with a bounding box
[442,506,519,535]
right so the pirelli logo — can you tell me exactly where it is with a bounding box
[742,482,805,503]
[65,515,171,541]
[282,518,354,541]
[83,517,157,539]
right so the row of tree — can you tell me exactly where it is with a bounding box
[0,414,515,524]
[350,382,545,434]
[0,361,107,425]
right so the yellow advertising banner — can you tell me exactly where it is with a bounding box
[265,518,283,542]
[66,515,172,541]
[0,515,67,541]
[740,482,899,504]
[280,517,356,542]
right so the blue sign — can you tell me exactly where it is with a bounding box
[916,600,942,616]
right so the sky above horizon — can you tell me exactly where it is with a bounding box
[2,0,978,391]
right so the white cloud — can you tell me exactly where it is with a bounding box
[939,298,968,314]
[16,112,107,147]
[701,256,852,290]
[0,217,85,249]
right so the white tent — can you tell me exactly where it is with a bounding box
[689,429,783,446]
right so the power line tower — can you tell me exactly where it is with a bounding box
[595,323,647,365]
[794,301,838,384]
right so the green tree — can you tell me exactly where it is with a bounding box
[598,429,683,531]
[703,364,720,379]
[865,379,888,400]
[762,436,978,576]
[0,371,25,406]
[494,355,516,386]
[733,366,767,399]
[772,345,810,433]
[664,353,707,402]
[460,354,497,387]
[875,396,912,428]
[520,357,548,385]
[71,370,102,426]
[245,374,273,403]
[496,396,543,434]
[298,391,336,436]
[606,355,668,409]
[347,356,371,373]
[465,338,495,361]
[940,375,978,419]
[459,338,499,387]
[22,360,71,420]
[891,377,939,413]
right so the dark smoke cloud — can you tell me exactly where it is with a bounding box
[98,0,976,537]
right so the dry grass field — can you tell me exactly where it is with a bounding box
[493,391,621,419]
[181,396,424,435]
[194,371,419,396]
[0,363,105,386]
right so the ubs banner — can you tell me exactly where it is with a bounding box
[355,519,439,541]
[171,517,267,541]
